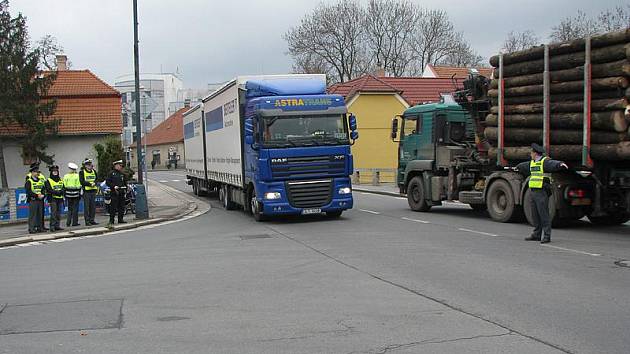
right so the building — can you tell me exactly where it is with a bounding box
[0,55,122,189]
[328,75,456,183]
[421,64,493,79]
[129,107,188,170]
[114,73,184,148]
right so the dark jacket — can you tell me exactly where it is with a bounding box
[44,175,64,202]
[106,169,127,196]
[516,156,566,189]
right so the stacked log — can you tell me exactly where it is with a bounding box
[485,29,630,161]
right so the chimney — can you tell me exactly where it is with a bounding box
[55,55,68,71]
[184,98,191,108]
[375,65,386,77]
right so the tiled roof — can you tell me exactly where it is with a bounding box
[428,64,494,79]
[329,76,458,106]
[0,70,122,136]
[43,70,120,97]
[138,107,187,146]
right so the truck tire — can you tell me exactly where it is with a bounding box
[407,176,431,212]
[192,180,199,196]
[486,179,521,223]
[250,189,266,222]
[587,213,630,226]
[220,185,237,210]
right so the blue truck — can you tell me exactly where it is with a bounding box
[184,75,358,220]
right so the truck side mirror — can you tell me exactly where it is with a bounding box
[244,118,258,149]
[350,131,359,141]
[391,118,399,140]
[348,114,357,132]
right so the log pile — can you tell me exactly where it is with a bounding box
[485,29,630,161]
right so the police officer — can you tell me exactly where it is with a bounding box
[25,164,45,233]
[516,143,568,243]
[80,158,98,225]
[26,162,48,231]
[106,160,128,226]
[45,165,64,231]
[63,162,82,227]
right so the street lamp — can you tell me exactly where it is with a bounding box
[133,0,149,219]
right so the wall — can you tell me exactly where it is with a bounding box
[348,93,408,183]
[0,135,106,188]
[130,141,185,170]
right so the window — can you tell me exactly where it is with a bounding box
[402,116,420,138]
[122,112,128,127]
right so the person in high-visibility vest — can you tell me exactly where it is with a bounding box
[80,158,99,225]
[25,163,45,234]
[63,162,82,227]
[517,143,568,243]
[26,162,49,231]
[45,165,65,232]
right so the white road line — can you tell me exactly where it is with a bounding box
[401,217,430,224]
[541,244,601,257]
[171,179,181,182]
[359,209,381,215]
[159,180,168,183]
[458,228,499,237]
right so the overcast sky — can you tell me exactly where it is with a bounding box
[10,0,628,88]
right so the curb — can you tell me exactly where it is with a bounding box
[354,187,403,198]
[0,198,200,249]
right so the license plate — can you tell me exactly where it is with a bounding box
[301,208,321,215]
[571,198,591,206]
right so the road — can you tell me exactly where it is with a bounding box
[1,169,628,353]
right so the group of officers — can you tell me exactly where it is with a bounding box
[25,159,129,233]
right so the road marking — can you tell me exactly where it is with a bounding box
[171,179,181,182]
[359,209,381,215]
[159,180,168,183]
[401,217,430,224]
[458,228,499,237]
[541,244,601,257]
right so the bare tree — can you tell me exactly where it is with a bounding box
[291,52,331,76]
[364,0,419,76]
[440,33,484,67]
[597,5,630,32]
[285,0,368,83]
[410,9,461,73]
[502,30,540,53]
[36,34,70,70]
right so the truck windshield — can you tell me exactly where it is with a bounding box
[262,114,349,148]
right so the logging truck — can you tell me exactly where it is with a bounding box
[391,29,630,225]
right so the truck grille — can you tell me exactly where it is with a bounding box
[286,180,333,208]
[271,156,345,179]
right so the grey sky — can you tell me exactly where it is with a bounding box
[11,0,628,89]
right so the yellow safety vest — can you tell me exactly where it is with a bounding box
[48,178,64,199]
[28,176,44,195]
[82,169,97,191]
[528,157,551,189]
[63,173,81,198]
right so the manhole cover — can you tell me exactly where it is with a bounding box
[0,299,123,335]
[615,260,630,268]
[240,234,272,240]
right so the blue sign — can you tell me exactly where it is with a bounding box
[14,188,85,220]
[184,121,195,139]
[205,106,223,132]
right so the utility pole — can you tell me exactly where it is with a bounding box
[133,0,149,219]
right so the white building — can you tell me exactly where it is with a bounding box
[114,73,184,147]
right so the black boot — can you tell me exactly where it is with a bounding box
[540,238,551,244]
[525,236,541,241]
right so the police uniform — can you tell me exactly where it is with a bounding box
[106,160,128,225]
[45,165,65,231]
[25,165,45,233]
[26,163,48,231]
[63,163,82,226]
[80,159,98,225]
[516,143,568,243]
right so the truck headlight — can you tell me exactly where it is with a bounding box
[264,192,281,200]
[338,187,352,195]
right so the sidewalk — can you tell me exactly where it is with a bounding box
[353,183,401,197]
[0,180,200,246]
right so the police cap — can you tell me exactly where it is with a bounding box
[113,160,124,166]
[531,143,545,154]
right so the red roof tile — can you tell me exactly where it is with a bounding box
[329,76,459,106]
[138,107,187,146]
[0,70,122,136]
[427,64,494,79]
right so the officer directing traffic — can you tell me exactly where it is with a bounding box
[80,158,98,225]
[45,165,65,232]
[516,143,568,243]
[25,163,45,233]
[106,160,128,226]
[63,162,82,227]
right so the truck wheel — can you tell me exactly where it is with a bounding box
[326,211,343,218]
[250,189,266,222]
[192,180,199,196]
[486,180,520,223]
[587,213,630,226]
[220,185,236,210]
[407,176,431,212]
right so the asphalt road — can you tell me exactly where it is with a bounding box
[1,169,628,353]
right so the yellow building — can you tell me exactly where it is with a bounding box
[329,75,456,183]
